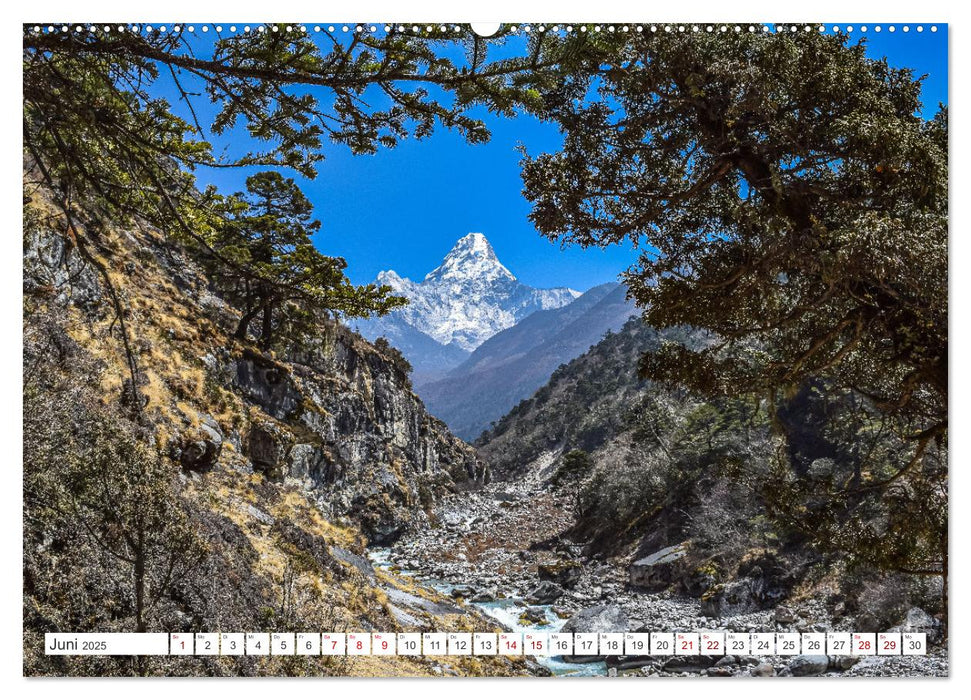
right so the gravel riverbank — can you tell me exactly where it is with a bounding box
[378,462,948,678]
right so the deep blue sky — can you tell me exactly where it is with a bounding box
[171,25,948,291]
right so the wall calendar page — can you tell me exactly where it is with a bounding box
[20,3,950,685]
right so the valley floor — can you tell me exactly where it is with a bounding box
[380,454,949,678]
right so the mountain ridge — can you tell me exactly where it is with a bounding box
[440,282,621,377]
[417,282,638,440]
[354,232,580,378]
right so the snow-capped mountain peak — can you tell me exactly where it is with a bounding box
[376,269,404,285]
[424,232,514,284]
[357,233,580,354]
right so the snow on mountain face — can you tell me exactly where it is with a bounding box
[373,233,580,352]
[422,232,514,284]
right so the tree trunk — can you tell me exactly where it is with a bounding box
[259,301,275,351]
[234,304,261,342]
[941,541,949,641]
[134,527,146,633]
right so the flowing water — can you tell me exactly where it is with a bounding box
[368,548,607,677]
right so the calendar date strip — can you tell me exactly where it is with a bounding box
[45,631,927,657]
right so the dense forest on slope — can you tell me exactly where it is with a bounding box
[477,318,669,472]
[505,25,948,635]
[477,317,945,629]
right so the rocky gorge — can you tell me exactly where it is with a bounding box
[376,451,948,677]
[24,201,486,542]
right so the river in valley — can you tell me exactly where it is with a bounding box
[368,547,607,676]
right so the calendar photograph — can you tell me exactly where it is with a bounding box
[22,20,948,678]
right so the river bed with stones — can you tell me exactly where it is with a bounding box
[367,460,947,678]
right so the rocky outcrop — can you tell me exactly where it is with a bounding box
[228,324,485,544]
[700,579,760,617]
[889,607,944,645]
[788,655,830,677]
[25,221,485,547]
[560,604,628,634]
[23,225,102,309]
[538,560,582,588]
[235,350,303,420]
[246,420,295,478]
[330,546,377,580]
[173,435,222,472]
[700,549,798,617]
[526,581,564,604]
[167,414,225,473]
[629,542,689,591]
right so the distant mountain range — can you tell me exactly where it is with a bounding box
[352,232,639,439]
[418,282,637,440]
[353,233,579,382]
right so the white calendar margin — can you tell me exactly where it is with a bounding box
[4,0,962,699]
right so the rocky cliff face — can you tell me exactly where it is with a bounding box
[24,205,484,546]
[229,325,485,543]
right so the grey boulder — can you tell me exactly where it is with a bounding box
[788,655,830,677]
[526,581,564,604]
[628,542,689,591]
